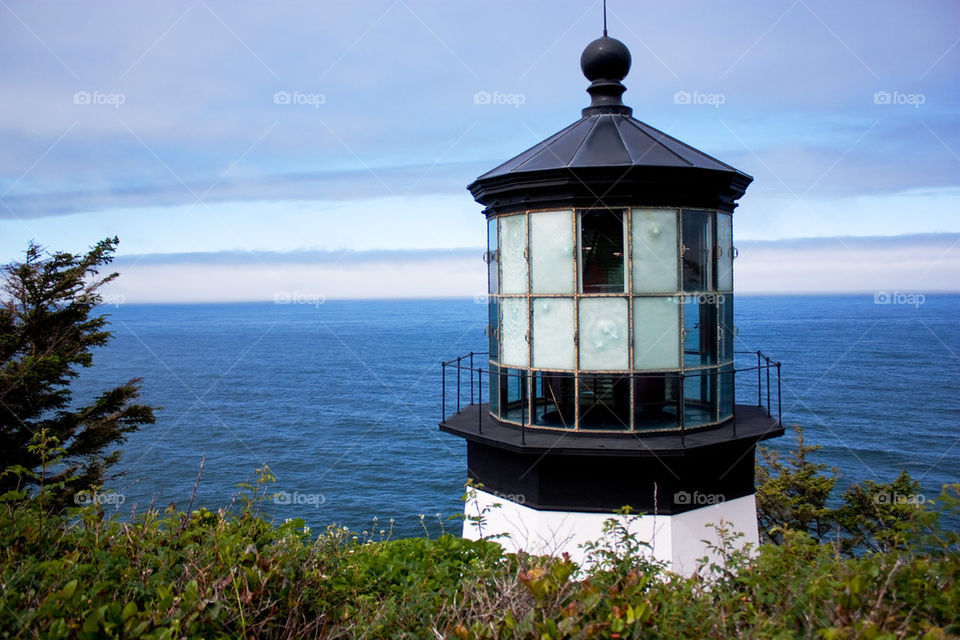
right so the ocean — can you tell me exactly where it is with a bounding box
[71,295,959,537]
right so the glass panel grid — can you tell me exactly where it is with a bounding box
[681,210,713,292]
[633,296,680,369]
[632,208,678,293]
[579,210,626,293]
[487,218,499,295]
[578,297,629,371]
[500,297,529,367]
[532,297,575,369]
[530,210,575,294]
[717,212,732,291]
[487,207,734,433]
[499,214,527,294]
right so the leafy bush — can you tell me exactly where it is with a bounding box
[2,459,958,639]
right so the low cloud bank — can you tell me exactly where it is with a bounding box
[734,233,958,294]
[103,234,958,303]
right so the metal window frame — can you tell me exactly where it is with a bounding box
[486,205,736,434]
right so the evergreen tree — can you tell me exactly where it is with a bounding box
[755,425,837,543]
[0,238,155,508]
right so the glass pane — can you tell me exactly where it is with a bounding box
[488,297,499,361]
[681,210,713,292]
[500,367,527,424]
[716,213,732,291]
[718,293,734,363]
[632,208,678,293]
[578,375,630,430]
[487,218,499,295]
[682,296,718,368]
[488,364,500,417]
[633,297,680,369]
[532,297,575,369]
[499,214,527,294]
[578,297,629,370]
[683,368,716,427]
[530,210,575,294]
[634,373,679,431]
[500,297,528,367]
[532,372,575,428]
[579,210,625,293]
[718,364,733,422]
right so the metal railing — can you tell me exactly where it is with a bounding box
[441,350,782,441]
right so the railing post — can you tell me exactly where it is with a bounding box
[456,356,461,414]
[441,362,446,422]
[766,356,771,417]
[755,351,760,407]
[469,352,474,405]
[776,361,782,426]
[478,365,483,433]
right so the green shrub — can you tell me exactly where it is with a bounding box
[2,465,957,639]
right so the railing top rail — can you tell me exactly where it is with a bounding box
[442,361,780,376]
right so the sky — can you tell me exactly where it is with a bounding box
[1,0,958,300]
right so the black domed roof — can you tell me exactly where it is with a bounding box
[467,36,752,215]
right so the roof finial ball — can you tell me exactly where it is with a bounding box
[580,35,633,116]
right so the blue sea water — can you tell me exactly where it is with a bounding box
[72,295,959,537]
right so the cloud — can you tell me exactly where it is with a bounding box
[0,161,488,218]
[735,233,960,294]
[99,234,959,303]
[0,1,957,222]
[112,247,483,267]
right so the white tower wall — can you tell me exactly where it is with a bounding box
[463,488,759,576]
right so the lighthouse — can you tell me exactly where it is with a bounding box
[440,32,784,574]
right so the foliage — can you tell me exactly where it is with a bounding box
[1,457,957,639]
[756,424,950,560]
[755,425,838,543]
[0,239,155,508]
[1,253,957,636]
[831,470,942,556]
